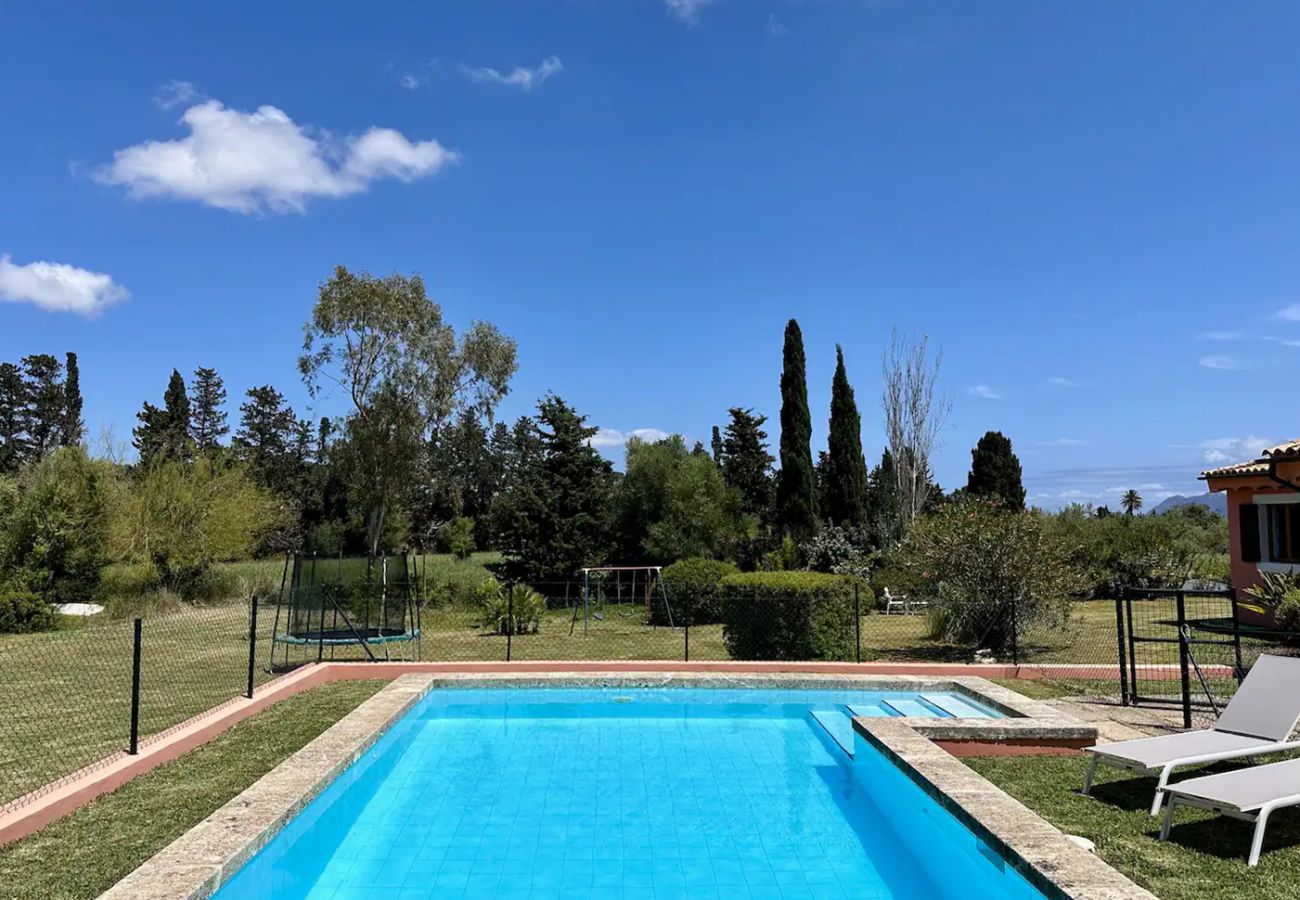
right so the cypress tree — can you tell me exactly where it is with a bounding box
[966,430,1025,510]
[775,319,816,538]
[133,368,193,467]
[710,425,724,464]
[824,345,868,527]
[189,366,229,455]
[62,352,84,447]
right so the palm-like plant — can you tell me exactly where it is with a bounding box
[1120,489,1143,516]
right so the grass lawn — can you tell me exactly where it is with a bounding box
[0,679,385,900]
[969,754,1300,900]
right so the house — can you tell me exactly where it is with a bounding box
[1202,439,1300,627]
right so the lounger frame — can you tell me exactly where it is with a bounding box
[1159,788,1300,866]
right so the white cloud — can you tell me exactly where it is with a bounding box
[1199,329,1247,341]
[0,254,128,316]
[462,56,563,91]
[589,427,672,449]
[399,74,423,90]
[1276,303,1300,321]
[153,80,201,110]
[96,99,458,214]
[1200,435,1274,464]
[664,0,717,24]
[967,384,1002,400]
[767,13,790,36]
[1198,355,1241,371]
[1045,376,1079,388]
[1037,438,1086,447]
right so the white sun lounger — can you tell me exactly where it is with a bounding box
[1082,654,1300,815]
[1160,757,1300,866]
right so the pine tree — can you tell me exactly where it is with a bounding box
[189,367,229,455]
[61,352,84,447]
[824,345,868,527]
[775,319,816,538]
[133,369,193,467]
[233,385,297,492]
[721,407,774,518]
[22,354,64,461]
[865,449,900,548]
[966,431,1025,511]
[0,362,28,473]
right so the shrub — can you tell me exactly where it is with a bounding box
[1189,552,1231,587]
[801,526,875,582]
[0,588,57,634]
[443,517,476,561]
[896,499,1081,653]
[1277,589,1300,634]
[477,583,545,635]
[657,557,738,625]
[0,448,112,606]
[720,571,855,661]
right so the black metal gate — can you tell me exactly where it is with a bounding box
[1115,587,1244,728]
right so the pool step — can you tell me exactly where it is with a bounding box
[921,693,993,719]
[809,709,855,757]
[845,703,897,718]
[879,698,946,719]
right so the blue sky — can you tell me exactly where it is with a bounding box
[3,0,1300,508]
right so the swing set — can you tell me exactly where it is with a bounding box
[569,565,674,636]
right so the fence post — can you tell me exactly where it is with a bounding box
[1175,590,1192,729]
[1229,587,1245,682]
[246,595,258,699]
[684,593,690,662]
[1009,593,1019,667]
[1114,595,1130,706]
[506,584,513,662]
[854,584,861,664]
[128,618,143,755]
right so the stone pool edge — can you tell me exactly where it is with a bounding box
[98,672,1099,900]
[856,718,1156,900]
[98,674,437,900]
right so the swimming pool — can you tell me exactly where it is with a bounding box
[212,686,1047,899]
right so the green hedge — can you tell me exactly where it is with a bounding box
[655,557,738,626]
[0,589,56,634]
[720,571,857,661]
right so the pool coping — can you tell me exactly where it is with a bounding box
[98,671,1105,900]
[98,674,438,900]
[855,719,1157,900]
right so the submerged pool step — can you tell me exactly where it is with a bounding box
[921,693,994,719]
[878,698,947,719]
[809,709,855,757]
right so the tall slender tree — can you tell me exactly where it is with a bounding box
[0,362,28,473]
[189,366,229,455]
[775,319,816,538]
[824,345,868,526]
[133,369,192,467]
[61,352,84,447]
[710,425,724,463]
[966,431,1025,510]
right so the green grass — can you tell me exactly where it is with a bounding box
[969,754,1300,900]
[0,680,385,900]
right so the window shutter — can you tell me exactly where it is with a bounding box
[1240,503,1261,563]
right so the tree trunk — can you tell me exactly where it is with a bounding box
[367,503,387,558]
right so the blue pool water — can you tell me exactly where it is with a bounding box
[214,687,1047,900]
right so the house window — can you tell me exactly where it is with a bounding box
[1266,503,1300,564]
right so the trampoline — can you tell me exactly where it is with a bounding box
[269,553,422,666]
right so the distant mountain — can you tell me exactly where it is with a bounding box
[1151,492,1227,517]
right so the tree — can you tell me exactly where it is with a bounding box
[864,449,900,548]
[710,425,724,463]
[0,363,27,474]
[22,354,65,461]
[882,330,949,535]
[233,385,297,493]
[300,266,517,556]
[1121,489,1143,516]
[776,319,816,539]
[966,431,1025,511]
[493,395,613,582]
[189,367,229,455]
[615,434,745,563]
[824,345,868,527]
[61,352,83,447]
[133,369,192,467]
[719,407,774,518]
